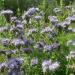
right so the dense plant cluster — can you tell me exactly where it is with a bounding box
[0,0,75,75]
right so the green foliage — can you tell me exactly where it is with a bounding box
[0,0,75,75]
[38,0,58,22]
[0,0,4,10]
[4,0,39,14]
[56,0,74,6]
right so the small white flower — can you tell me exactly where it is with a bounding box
[0,62,7,69]
[67,40,75,46]
[49,62,60,71]
[70,51,75,58]
[0,26,9,32]
[53,8,61,13]
[66,51,75,60]
[42,60,60,73]
[42,60,51,73]
[65,6,71,10]
[10,16,17,22]
[1,10,13,15]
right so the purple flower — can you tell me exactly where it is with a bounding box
[44,45,53,52]
[0,62,7,71]
[6,50,17,55]
[49,61,60,71]
[42,60,60,73]
[14,19,22,26]
[48,16,58,24]
[34,41,44,50]
[41,27,53,33]
[22,48,32,53]
[30,58,38,66]
[16,24,24,29]
[65,15,75,22]
[34,15,42,21]
[10,16,17,22]
[7,58,23,69]
[11,39,24,47]
[23,38,34,46]
[52,42,60,49]
[42,60,51,73]
[22,7,39,20]
[1,38,10,46]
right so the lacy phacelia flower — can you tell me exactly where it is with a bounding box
[34,41,44,50]
[48,16,58,24]
[42,60,60,73]
[22,7,39,20]
[65,15,75,22]
[23,38,34,46]
[44,45,53,52]
[0,62,7,71]
[53,8,61,13]
[6,50,17,55]
[10,16,17,22]
[7,58,23,69]
[1,10,13,15]
[1,38,10,46]
[27,28,37,36]
[65,6,71,10]
[0,26,9,32]
[66,51,75,60]
[22,48,32,53]
[52,42,60,50]
[11,39,24,46]
[41,27,53,33]
[49,61,60,71]
[30,58,38,66]
[34,15,42,21]
[67,40,75,46]
[42,60,51,73]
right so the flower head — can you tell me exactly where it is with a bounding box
[22,48,32,53]
[44,45,53,52]
[1,10,13,15]
[11,39,24,47]
[34,15,42,21]
[30,58,38,66]
[53,8,61,13]
[49,61,60,71]
[41,27,53,33]
[48,16,58,24]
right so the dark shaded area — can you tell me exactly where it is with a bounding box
[56,0,74,6]
[4,0,39,15]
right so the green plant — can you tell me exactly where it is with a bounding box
[38,0,57,23]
